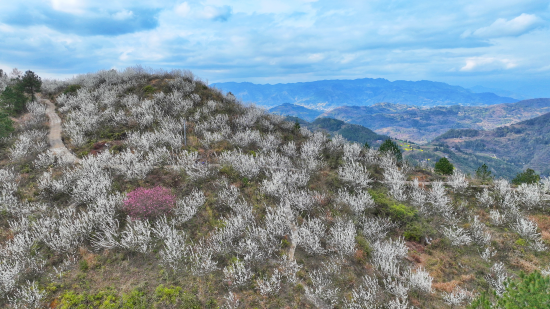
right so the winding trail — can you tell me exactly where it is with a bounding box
[39,95,80,164]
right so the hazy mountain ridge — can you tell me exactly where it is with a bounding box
[213,78,518,109]
[269,103,323,121]
[468,85,531,100]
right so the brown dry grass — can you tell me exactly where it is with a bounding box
[79,247,98,269]
[511,257,539,272]
[432,280,459,292]
[529,215,550,242]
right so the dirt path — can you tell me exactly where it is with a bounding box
[39,95,80,164]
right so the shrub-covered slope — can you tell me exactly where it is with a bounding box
[1,68,550,308]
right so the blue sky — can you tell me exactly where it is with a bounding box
[1,0,549,97]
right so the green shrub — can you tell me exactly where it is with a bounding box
[179,292,201,309]
[110,144,126,153]
[404,222,427,242]
[206,298,218,308]
[64,84,82,94]
[369,189,394,208]
[281,238,290,249]
[57,285,201,309]
[155,284,182,304]
[143,85,156,94]
[355,235,372,258]
[388,203,418,224]
[121,290,148,309]
[79,260,89,272]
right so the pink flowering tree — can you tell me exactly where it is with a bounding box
[123,186,176,220]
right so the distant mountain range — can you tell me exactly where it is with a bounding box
[213,78,518,109]
[270,98,550,143]
[468,85,531,100]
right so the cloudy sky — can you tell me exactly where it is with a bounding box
[1,0,549,97]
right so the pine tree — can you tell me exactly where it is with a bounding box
[512,168,540,185]
[476,163,492,183]
[0,85,27,115]
[293,121,300,132]
[434,157,454,175]
[0,111,14,138]
[20,70,42,101]
[469,271,550,308]
[379,139,402,162]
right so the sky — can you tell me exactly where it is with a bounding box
[1,0,549,97]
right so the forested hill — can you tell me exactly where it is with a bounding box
[434,112,550,175]
[213,78,517,109]
[288,116,389,147]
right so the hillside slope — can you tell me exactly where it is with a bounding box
[213,78,517,109]
[434,112,550,176]
[0,68,549,309]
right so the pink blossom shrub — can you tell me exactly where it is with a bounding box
[123,186,176,220]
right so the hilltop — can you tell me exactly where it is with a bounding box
[0,68,549,308]
[213,78,517,109]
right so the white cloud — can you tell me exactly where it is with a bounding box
[0,23,16,33]
[112,10,134,20]
[175,2,191,17]
[470,13,542,38]
[460,57,517,72]
[50,0,86,14]
[119,49,134,61]
[201,5,232,21]
[308,53,324,62]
